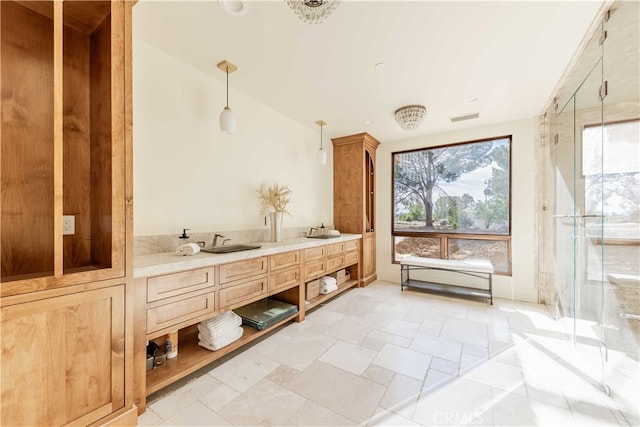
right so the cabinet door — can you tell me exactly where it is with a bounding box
[0,285,126,426]
[362,234,376,282]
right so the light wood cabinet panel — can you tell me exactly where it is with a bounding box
[219,257,268,284]
[362,234,376,285]
[344,250,359,266]
[326,243,345,256]
[304,246,326,261]
[0,286,125,426]
[147,291,216,334]
[332,132,380,286]
[146,267,214,303]
[219,276,268,309]
[344,240,359,252]
[326,255,345,272]
[269,266,300,293]
[304,259,326,281]
[269,250,299,271]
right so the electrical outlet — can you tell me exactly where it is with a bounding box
[62,215,75,235]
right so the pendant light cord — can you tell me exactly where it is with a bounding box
[226,66,229,108]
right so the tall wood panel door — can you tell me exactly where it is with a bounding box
[332,133,381,286]
[0,0,127,297]
[1,286,126,426]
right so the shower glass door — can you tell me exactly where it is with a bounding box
[551,17,606,385]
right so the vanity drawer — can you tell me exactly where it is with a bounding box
[304,259,325,281]
[219,257,268,284]
[270,250,300,271]
[269,266,300,293]
[304,246,326,261]
[219,276,268,309]
[326,254,345,271]
[147,291,216,334]
[344,240,359,252]
[146,267,215,303]
[344,250,359,266]
[326,243,344,257]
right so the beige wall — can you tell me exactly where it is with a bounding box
[376,118,539,302]
[133,39,333,237]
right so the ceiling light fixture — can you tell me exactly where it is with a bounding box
[316,120,327,165]
[394,105,426,130]
[217,60,237,135]
[285,0,341,24]
[218,0,249,16]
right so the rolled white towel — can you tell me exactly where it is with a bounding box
[176,243,201,256]
[319,276,337,287]
[319,282,338,295]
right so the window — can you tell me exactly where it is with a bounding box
[392,136,512,274]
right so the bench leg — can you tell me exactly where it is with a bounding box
[489,274,493,305]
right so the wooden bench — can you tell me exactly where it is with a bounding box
[400,256,494,304]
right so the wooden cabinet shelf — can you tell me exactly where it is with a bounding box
[305,278,358,311]
[145,313,298,395]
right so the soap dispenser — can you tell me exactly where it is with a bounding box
[178,228,190,245]
[320,223,326,235]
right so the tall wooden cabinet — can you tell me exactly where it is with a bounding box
[0,1,135,425]
[332,133,380,286]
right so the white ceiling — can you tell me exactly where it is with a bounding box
[132,0,605,143]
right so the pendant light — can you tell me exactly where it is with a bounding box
[316,120,327,165]
[217,60,237,134]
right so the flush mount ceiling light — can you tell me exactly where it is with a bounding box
[394,105,426,130]
[218,0,249,16]
[217,60,237,135]
[316,120,327,165]
[285,0,341,24]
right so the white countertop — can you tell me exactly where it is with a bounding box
[133,234,362,278]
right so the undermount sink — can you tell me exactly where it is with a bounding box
[201,244,262,254]
[306,234,340,239]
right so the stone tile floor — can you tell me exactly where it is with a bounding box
[138,281,639,426]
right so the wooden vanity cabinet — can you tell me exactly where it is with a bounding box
[332,133,381,286]
[134,249,306,413]
[0,1,135,425]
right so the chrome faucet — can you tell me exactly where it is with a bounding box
[307,227,318,237]
[213,233,229,247]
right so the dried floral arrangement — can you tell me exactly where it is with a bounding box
[257,182,292,215]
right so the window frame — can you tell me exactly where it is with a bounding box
[391,135,513,276]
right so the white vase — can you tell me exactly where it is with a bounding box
[270,211,284,242]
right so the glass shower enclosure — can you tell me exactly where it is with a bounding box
[546,0,638,419]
